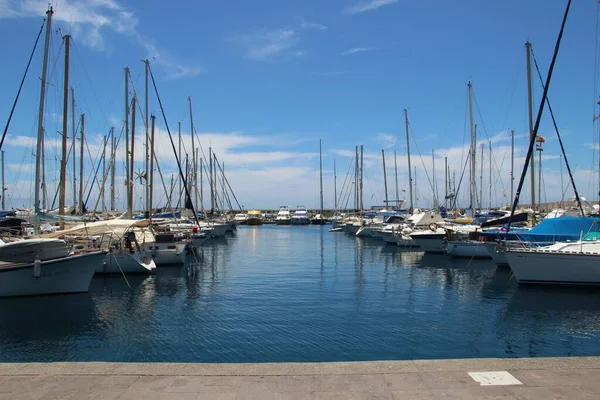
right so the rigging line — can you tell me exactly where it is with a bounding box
[507,0,573,232]
[213,155,243,211]
[71,41,111,130]
[90,125,125,216]
[530,45,585,216]
[148,64,201,227]
[594,1,600,125]
[84,134,110,208]
[1,17,46,151]
[408,122,436,197]
[337,155,355,211]
[501,50,525,130]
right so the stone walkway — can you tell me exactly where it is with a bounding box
[0,357,599,399]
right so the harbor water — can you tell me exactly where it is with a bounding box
[1,225,599,363]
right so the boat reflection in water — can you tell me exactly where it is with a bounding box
[497,286,600,358]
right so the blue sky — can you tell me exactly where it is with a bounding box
[1,0,599,211]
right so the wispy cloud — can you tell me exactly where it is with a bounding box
[313,70,348,77]
[235,28,305,61]
[375,133,397,149]
[340,47,379,56]
[298,17,327,31]
[343,0,399,15]
[1,0,201,79]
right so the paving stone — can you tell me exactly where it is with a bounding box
[383,373,427,390]
[391,389,437,399]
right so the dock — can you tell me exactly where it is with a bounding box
[1,356,599,398]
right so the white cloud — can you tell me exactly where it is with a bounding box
[340,47,379,56]
[299,18,327,31]
[1,0,200,79]
[375,133,397,149]
[343,0,399,15]
[236,28,302,61]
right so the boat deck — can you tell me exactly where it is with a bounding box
[0,357,598,399]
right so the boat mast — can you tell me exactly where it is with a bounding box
[444,156,448,202]
[59,34,70,226]
[360,144,364,210]
[394,151,399,205]
[432,149,437,208]
[479,143,484,210]
[354,146,358,211]
[178,121,182,206]
[129,94,136,217]
[526,41,535,212]
[143,59,150,212]
[34,7,53,215]
[404,109,413,212]
[489,141,492,209]
[382,150,388,207]
[79,113,84,214]
[71,87,76,213]
[414,166,417,208]
[149,115,155,221]
[209,146,214,214]
[110,127,115,210]
[510,129,514,203]
[1,151,5,210]
[319,139,324,215]
[188,96,198,210]
[199,157,204,213]
[101,134,106,212]
[468,82,476,215]
[333,159,337,211]
[124,67,130,217]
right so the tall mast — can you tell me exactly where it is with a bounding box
[404,109,413,212]
[444,156,448,202]
[526,41,536,211]
[209,146,214,213]
[59,34,70,225]
[479,143,484,210]
[34,7,53,215]
[199,157,204,213]
[79,113,84,214]
[124,67,130,216]
[188,96,197,210]
[360,144,364,210]
[489,141,492,209]
[334,159,337,211]
[129,94,136,217]
[71,87,76,212]
[110,127,115,211]
[178,121,182,207]
[432,149,437,207]
[41,131,46,210]
[143,59,150,212]
[1,151,5,210]
[510,129,515,203]
[102,134,106,211]
[382,150,388,207]
[149,115,155,221]
[394,151,399,204]
[319,139,324,214]
[414,166,417,208]
[354,146,358,211]
[468,82,476,214]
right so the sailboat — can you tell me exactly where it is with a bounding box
[311,139,327,225]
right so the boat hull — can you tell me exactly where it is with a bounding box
[446,240,491,259]
[0,251,106,297]
[484,242,509,266]
[409,232,446,253]
[246,218,263,226]
[98,252,156,274]
[505,250,600,285]
[276,219,291,225]
[290,217,310,225]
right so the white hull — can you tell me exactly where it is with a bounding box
[409,232,446,253]
[0,251,106,297]
[484,242,509,266]
[505,249,600,285]
[380,231,397,243]
[446,240,491,259]
[202,224,228,237]
[396,236,418,248]
[356,226,377,237]
[97,252,156,274]
[143,242,186,265]
[344,223,361,234]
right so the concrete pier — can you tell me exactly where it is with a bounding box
[1,357,599,399]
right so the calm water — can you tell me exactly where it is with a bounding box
[1,225,600,362]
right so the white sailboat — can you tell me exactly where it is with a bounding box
[505,239,600,285]
[0,238,106,297]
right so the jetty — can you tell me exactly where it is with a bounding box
[1,357,598,398]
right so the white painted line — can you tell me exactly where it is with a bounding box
[468,371,523,386]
